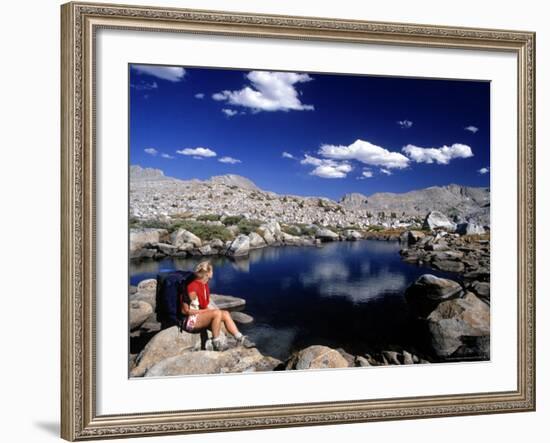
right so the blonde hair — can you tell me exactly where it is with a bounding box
[194,260,213,280]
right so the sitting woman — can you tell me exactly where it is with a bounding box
[181,260,255,351]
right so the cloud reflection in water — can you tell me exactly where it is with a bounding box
[299,259,407,303]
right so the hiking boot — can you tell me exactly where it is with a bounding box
[236,335,256,348]
[212,338,229,352]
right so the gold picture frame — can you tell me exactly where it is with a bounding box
[61,1,536,440]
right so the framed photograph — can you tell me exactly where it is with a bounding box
[61,1,536,440]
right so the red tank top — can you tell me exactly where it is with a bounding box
[186,279,210,309]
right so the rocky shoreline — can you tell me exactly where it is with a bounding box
[129,276,435,377]
[130,218,371,261]
[129,270,488,378]
[129,210,490,377]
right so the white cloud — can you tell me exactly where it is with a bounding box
[402,143,473,164]
[311,164,353,179]
[131,81,158,91]
[282,152,295,159]
[132,65,186,82]
[397,120,413,128]
[478,167,489,174]
[194,93,205,99]
[380,168,392,176]
[318,139,410,169]
[161,153,175,159]
[357,169,374,179]
[219,156,241,164]
[176,147,217,158]
[144,148,158,156]
[301,154,352,179]
[465,125,479,133]
[212,71,314,112]
[361,169,374,178]
[222,108,238,117]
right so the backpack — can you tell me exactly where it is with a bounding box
[155,270,195,331]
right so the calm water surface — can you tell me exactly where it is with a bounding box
[130,240,458,361]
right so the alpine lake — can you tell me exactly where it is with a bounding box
[130,239,461,361]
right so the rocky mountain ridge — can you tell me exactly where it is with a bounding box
[130,165,490,227]
[339,184,489,225]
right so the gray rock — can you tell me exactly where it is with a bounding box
[299,237,317,246]
[456,222,485,236]
[176,242,195,252]
[210,294,246,309]
[426,292,490,358]
[145,347,282,376]
[285,345,350,370]
[425,242,449,251]
[131,326,201,377]
[263,220,282,237]
[139,318,162,334]
[451,336,491,359]
[248,232,267,249]
[281,232,303,245]
[315,228,339,242]
[464,269,490,282]
[468,281,490,301]
[356,356,371,367]
[171,228,202,248]
[402,350,415,365]
[129,301,153,331]
[137,278,157,292]
[198,245,214,255]
[407,230,426,244]
[400,248,427,262]
[431,258,465,273]
[335,348,356,366]
[405,274,464,316]
[156,243,178,255]
[226,225,240,237]
[130,228,169,254]
[430,250,464,261]
[401,253,423,263]
[230,311,254,324]
[209,238,225,250]
[343,230,362,241]
[363,354,382,366]
[129,353,137,371]
[226,234,250,256]
[130,289,156,309]
[132,248,157,259]
[258,229,276,245]
[423,211,457,232]
[382,351,402,365]
[257,221,281,244]
[406,274,464,303]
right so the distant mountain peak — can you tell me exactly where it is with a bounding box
[210,174,260,191]
[130,165,167,181]
[339,184,489,224]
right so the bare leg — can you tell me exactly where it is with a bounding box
[192,310,223,338]
[220,310,240,337]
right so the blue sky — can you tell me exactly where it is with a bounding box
[129,64,490,200]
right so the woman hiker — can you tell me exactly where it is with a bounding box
[181,260,256,351]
